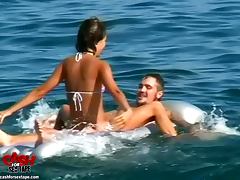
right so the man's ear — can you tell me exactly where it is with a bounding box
[156,90,164,99]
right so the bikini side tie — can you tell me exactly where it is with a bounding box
[72,92,83,111]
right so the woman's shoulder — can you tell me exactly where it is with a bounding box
[60,55,75,66]
[98,59,110,67]
[63,55,75,62]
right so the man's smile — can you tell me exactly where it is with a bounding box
[138,92,147,99]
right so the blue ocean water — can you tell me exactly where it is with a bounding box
[0,0,240,179]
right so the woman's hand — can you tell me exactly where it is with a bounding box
[109,108,133,131]
[0,110,12,124]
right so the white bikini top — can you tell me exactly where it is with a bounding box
[67,52,105,111]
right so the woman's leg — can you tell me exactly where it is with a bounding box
[0,130,38,146]
[0,105,71,146]
[54,104,70,130]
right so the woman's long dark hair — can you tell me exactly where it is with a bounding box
[76,17,106,54]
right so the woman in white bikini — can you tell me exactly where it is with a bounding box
[0,17,132,133]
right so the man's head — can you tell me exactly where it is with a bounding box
[137,73,164,106]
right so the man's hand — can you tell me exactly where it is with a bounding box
[0,110,12,124]
[109,108,132,131]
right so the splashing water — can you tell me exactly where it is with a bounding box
[13,101,151,158]
[12,101,240,159]
[16,99,59,132]
[50,130,126,158]
[202,103,240,135]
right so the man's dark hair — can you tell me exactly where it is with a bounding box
[76,17,107,54]
[143,73,164,91]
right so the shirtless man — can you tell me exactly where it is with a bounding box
[0,73,177,146]
[107,73,176,133]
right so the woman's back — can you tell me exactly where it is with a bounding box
[58,17,109,129]
[63,54,105,126]
[0,17,132,133]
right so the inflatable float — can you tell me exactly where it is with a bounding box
[0,100,206,159]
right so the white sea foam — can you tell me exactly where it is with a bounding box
[202,103,240,135]
[11,101,152,159]
[11,101,240,159]
[34,127,152,159]
[16,99,58,132]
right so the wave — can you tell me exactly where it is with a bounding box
[1,100,233,159]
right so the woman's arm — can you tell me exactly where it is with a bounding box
[0,63,64,124]
[100,61,130,111]
[100,61,132,129]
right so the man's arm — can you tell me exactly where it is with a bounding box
[117,101,177,136]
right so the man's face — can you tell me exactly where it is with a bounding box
[137,77,163,106]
